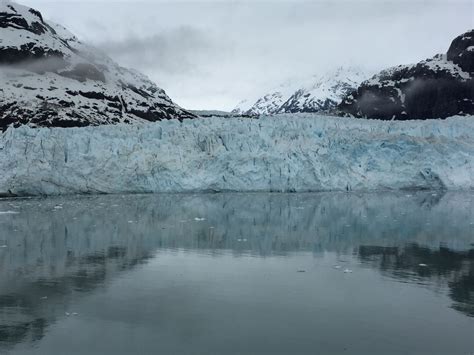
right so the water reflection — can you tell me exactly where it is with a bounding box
[358,244,474,317]
[0,191,473,352]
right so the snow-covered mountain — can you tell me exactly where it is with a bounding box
[232,78,301,116]
[278,67,367,113]
[339,30,474,120]
[0,1,194,130]
[232,67,368,116]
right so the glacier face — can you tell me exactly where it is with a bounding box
[0,114,473,196]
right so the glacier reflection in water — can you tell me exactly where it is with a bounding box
[0,192,473,354]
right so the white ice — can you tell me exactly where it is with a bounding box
[0,114,473,196]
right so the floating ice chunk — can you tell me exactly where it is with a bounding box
[344,269,353,273]
[194,218,206,221]
[0,211,19,215]
[333,265,342,269]
[418,263,428,267]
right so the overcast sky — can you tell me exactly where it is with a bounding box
[21,0,474,110]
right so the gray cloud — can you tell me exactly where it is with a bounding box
[98,26,220,75]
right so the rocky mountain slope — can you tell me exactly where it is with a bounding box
[0,1,194,130]
[232,67,368,116]
[339,30,474,120]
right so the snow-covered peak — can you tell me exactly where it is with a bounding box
[278,67,369,113]
[0,1,194,130]
[233,67,370,115]
[1,0,44,27]
[231,77,303,115]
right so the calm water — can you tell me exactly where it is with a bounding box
[0,192,473,355]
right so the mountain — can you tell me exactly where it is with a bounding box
[231,78,300,116]
[0,1,195,130]
[231,67,368,116]
[278,67,367,113]
[339,30,474,120]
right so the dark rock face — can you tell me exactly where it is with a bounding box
[339,30,474,120]
[0,1,195,131]
[0,5,51,35]
[447,30,474,74]
[59,63,106,83]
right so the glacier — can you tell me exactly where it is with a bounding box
[0,114,473,196]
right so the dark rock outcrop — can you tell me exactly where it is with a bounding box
[0,1,195,131]
[339,30,474,120]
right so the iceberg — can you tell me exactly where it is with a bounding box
[0,114,473,196]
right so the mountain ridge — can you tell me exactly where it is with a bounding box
[232,67,369,116]
[339,30,474,120]
[0,0,195,130]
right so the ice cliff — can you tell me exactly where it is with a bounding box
[0,114,473,196]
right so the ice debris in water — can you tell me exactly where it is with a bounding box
[419,263,428,267]
[344,269,353,273]
[194,218,206,221]
[0,211,19,215]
